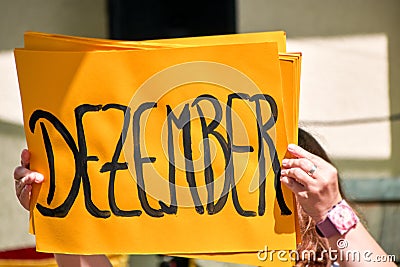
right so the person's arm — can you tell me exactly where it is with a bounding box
[326,222,395,267]
[54,254,112,267]
[280,144,396,267]
[13,149,112,267]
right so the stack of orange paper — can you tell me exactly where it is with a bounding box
[14,31,301,266]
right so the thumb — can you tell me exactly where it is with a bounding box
[20,149,31,168]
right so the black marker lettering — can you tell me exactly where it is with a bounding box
[250,94,291,216]
[30,92,292,218]
[224,93,256,217]
[193,94,255,217]
[162,104,204,214]
[29,110,80,217]
[133,102,163,217]
[39,122,55,205]
[100,104,141,217]
[75,104,111,218]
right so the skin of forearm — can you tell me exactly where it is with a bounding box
[327,223,396,267]
[54,254,112,267]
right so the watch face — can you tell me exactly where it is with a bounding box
[327,201,358,235]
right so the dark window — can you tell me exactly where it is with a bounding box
[108,0,236,40]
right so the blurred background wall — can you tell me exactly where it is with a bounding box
[0,0,399,266]
[237,1,400,263]
[0,0,108,254]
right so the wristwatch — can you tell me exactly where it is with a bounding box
[316,199,359,238]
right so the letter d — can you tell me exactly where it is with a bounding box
[257,245,268,261]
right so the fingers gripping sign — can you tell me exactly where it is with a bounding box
[13,149,44,210]
[280,144,342,222]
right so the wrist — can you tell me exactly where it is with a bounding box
[311,195,343,223]
[315,199,359,238]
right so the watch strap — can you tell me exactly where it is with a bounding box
[316,216,340,237]
[316,199,358,238]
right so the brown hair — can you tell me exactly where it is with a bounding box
[295,128,344,267]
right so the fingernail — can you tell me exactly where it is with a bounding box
[288,144,296,151]
[280,176,289,185]
[282,159,289,166]
[281,169,286,175]
[35,173,44,182]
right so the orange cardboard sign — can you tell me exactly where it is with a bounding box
[15,32,300,266]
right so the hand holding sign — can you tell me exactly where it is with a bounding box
[281,144,342,223]
[13,149,44,210]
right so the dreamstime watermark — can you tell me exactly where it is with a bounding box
[257,239,397,263]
